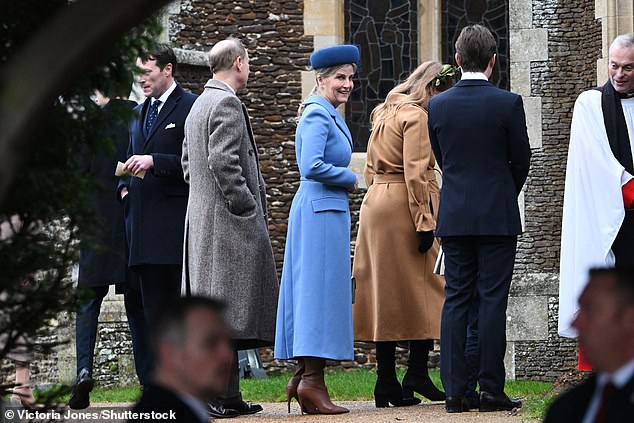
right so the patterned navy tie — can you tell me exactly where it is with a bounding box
[145,100,161,133]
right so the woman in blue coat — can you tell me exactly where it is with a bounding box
[275,45,359,415]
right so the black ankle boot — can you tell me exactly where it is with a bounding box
[374,342,421,408]
[402,340,446,401]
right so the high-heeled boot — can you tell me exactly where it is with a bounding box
[296,357,349,414]
[286,358,305,413]
[374,341,421,408]
[402,340,446,401]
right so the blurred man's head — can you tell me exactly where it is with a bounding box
[136,44,177,99]
[208,37,250,91]
[572,268,634,373]
[150,296,233,401]
[454,24,497,75]
[609,34,634,94]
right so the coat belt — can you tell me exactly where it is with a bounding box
[373,174,405,183]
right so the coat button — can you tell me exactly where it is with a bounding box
[248,150,254,155]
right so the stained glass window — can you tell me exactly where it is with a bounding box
[345,0,419,152]
[441,0,509,90]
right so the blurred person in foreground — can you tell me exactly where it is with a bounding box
[352,61,455,408]
[128,296,233,423]
[544,267,634,423]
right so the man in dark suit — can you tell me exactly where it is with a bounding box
[128,296,234,423]
[544,267,634,423]
[118,44,197,344]
[70,91,151,410]
[428,24,531,413]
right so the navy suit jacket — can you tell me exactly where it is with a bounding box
[129,383,205,423]
[428,79,531,236]
[544,374,634,423]
[118,84,197,267]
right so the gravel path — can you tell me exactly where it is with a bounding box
[57,400,535,422]
[232,401,535,423]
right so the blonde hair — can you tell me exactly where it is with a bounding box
[370,61,449,128]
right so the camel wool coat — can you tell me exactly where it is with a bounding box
[181,79,279,349]
[353,100,445,341]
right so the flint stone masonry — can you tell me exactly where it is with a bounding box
[509,0,601,380]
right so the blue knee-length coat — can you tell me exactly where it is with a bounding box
[274,95,357,361]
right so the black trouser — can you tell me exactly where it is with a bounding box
[613,210,634,267]
[440,236,516,397]
[137,264,182,324]
[75,278,152,385]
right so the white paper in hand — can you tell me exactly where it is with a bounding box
[115,161,146,179]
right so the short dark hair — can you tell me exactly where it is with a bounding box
[148,296,226,354]
[588,267,634,307]
[455,24,497,72]
[208,37,247,73]
[140,43,178,76]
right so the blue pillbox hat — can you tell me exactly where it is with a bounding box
[309,45,360,69]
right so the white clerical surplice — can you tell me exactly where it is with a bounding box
[559,90,634,338]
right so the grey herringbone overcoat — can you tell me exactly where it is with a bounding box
[181,79,278,348]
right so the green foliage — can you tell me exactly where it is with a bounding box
[0,0,161,403]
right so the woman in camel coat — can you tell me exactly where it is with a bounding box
[353,61,456,407]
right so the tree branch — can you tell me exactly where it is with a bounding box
[0,0,172,207]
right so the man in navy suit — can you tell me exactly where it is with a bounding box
[428,24,531,413]
[118,44,197,361]
[544,267,634,423]
[129,296,234,423]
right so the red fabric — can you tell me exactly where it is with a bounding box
[622,179,634,209]
[578,344,592,371]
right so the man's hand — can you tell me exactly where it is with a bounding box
[120,187,129,200]
[123,155,154,176]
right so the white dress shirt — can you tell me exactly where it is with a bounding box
[582,358,634,423]
[152,81,177,114]
[461,71,489,81]
[175,391,209,423]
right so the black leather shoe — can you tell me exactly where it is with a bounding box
[68,368,94,410]
[445,396,469,413]
[207,402,240,419]
[465,391,480,410]
[479,391,522,412]
[224,400,263,415]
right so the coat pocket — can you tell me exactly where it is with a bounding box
[311,197,348,213]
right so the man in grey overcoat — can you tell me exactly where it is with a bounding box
[181,37,279,419]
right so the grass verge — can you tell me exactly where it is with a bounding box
[49,369,555,419]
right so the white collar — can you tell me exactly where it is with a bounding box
[174,391,209,423]
[461,72,489,81]
[598,358,634,389]
[153,81,177,105]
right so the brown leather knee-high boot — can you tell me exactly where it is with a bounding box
[296,357,349,414]
[286,358,305,413]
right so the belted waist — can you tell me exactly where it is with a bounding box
[373,170,438,184]
[373,174,405,183]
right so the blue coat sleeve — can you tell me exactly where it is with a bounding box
[298,105,356,188]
